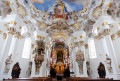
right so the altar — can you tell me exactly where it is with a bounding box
[50,40,70,76]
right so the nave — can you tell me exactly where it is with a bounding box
[2,77,114,81]
[1,0,120,80]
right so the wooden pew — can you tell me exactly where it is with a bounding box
[3,77,52,81]
[66,77,113,81]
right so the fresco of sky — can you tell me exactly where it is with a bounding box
[33,0,84,12]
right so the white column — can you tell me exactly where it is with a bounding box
[73,46,78,76]
[0,34,13,80]
[105,35,120,79]
[90,38,109,78]
[79,45,88,77]
[8,36,18,55]
[0,35,6,62]
[98,38,109,77]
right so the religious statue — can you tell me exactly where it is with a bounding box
[76,50,84,74]
[4,54,12,74]
[97,62,106,78]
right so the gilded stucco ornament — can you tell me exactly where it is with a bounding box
[95,32,104,40]
[74,22,81,31]
[102,29,111,36]
[0,30,3,34]
[16,0,27,18]
[111,34,115,40]
[116,30,120,37]
[7,27,16,35]
[85,44,88,49]
[7,27,24,39]
[105,54,113,73]
[74,41,85,47]
[3,33,7,39]
[17,6,27,18]
[92,0,104,19]
[107,2,117,18]
[95,29,110,40]
[38,22,46,30]
[1,0,12,18]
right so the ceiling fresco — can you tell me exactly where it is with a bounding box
[33,0,84,12]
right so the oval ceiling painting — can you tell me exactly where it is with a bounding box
[33,0,85,12]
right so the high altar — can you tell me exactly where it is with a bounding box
[50,41,70,75]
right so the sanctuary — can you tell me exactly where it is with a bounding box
[0,0,120,81]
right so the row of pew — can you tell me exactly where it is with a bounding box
[3,77,52,81]
[66,77,113,81]
[3,77,114,81]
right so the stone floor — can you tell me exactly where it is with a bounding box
[52,77,66,81]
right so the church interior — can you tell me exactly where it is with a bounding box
[0,0,120,81]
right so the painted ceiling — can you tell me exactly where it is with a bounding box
[33,0,85,12]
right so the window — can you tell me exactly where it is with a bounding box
[88,39,97,59]
[21,26,27,36]
[22,38,31,59]
[92,27,98,36]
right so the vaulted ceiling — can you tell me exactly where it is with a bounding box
[0,0,120,40]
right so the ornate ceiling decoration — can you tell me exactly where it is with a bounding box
[1,0,117,40]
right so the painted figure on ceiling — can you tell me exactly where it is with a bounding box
[49,0,70,20]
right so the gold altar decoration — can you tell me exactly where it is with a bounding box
[55,62,64,74]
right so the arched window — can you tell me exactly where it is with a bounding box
[21,26,27,36]
[22,38,31,59]
[88,39,97,59]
